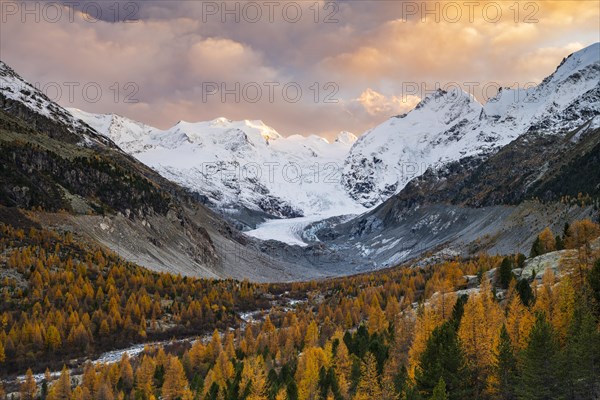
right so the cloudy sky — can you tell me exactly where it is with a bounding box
[1,0,598,138]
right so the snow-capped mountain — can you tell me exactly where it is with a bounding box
[69,43,599,219]
[0,61,112,148]
[343,43,600,206]
[69,108,364,220]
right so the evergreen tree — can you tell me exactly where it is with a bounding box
[560,305,600,399]
[530,236,543,258]
[563,222,570,238]
[287,380,298,400]
[517,313,560,400]
[430,378,448,400]
[317,366,343,400]
[588,259,600,316]
[393,365,409,398]
[493,325,518,400]
[516,253,526,269]
[555,235,564,250]
[415,321,470,400]
[498,258,514,289]
[516,279,534,307]
[449,294,468,329]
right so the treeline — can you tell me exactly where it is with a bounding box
[530,219,600,257]
[1,222,600,399]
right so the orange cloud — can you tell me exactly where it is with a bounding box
[0,0,597,139]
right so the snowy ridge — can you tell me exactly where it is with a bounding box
[343,43,600,206]
[0,61,109,147]
[69,109,363,219]
[342,88,491,207]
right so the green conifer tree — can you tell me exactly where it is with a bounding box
[518,313,560,400]
[415,322,471,400]
[493,325,518,400]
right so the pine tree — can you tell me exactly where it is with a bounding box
[498,258,514,289]
[530,236,543,258]
[415,321,470,400]
[555,235,564,251]
[516,279,534,307]
[588,259,600,316]
[517,313,560,400]
[431,378,448,400]
[492,325,517,400]
[559,305,600,399]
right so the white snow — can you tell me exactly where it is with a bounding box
[246,204,364,246]
[343,43,600,206]
[0,61,105,147]
[69,109,365,220]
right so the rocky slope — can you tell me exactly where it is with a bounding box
[0,61,329,281]
[304,118,600,271]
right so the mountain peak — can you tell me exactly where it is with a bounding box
[0,60,110,147]
[414,87,479,112]
[335,131,358,145]
[546,42,599,85]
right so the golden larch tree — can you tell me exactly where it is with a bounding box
[458,279,503,395]
[505,295,535,351]
[161,356,192,400]
[135,355,156,398]
[354,352,382,400]
[296,346,329,400]
[539,227,556,253]
[20,368,37,400]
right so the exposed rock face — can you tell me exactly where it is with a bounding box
[520,237,600,281]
